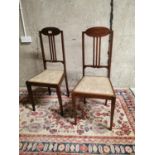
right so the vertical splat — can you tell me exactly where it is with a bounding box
[98,37,101,66]
[92,37,102,67]
[48,34,57,61]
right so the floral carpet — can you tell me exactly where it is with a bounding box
[19,88,135,155]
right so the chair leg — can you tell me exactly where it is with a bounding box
[105,99,108,105]
[84,97,86,104]
[48,87,51,95]
[64,73,69,97]
[72,95,77,125]
[56,86,63,116]
[109,97,116,130]
[26,82,35,111]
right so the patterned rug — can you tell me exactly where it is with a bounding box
[19,88,135,155]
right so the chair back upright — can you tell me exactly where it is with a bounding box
[39,27,67,70]
[82,27,113,78]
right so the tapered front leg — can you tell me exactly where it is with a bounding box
[109,97,116,130]
[64,74,69,97]
[26,82,35,111]
[56,86,63,116]
[72,94,77,125]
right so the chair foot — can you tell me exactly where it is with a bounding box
[109,126,112,130]
[66,91,70,97]
[32,106,35,111]
[66,89,69,97]
[60,111,64,116]
[65,90,69,97]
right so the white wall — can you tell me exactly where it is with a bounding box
[19,0,135,88]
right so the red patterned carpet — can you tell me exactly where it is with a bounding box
[19,88,135,154]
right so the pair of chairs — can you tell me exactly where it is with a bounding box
[26,26,116,130]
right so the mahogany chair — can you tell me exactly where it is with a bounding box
[72,27,116,130]
[26,27,69,116]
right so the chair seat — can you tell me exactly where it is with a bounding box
[73,76,115,97]
[28,70,64,85]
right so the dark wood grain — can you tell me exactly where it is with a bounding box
[72,27,115,130]
[85,27,112,37]
[26,27,69,113]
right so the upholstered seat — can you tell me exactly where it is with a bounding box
[28,70,64,85]
[73,76,114,96]
[26,27,69,113]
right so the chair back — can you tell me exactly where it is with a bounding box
[39,27,66,69]
[82,27,113,78]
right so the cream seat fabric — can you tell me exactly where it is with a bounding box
[73,76,114,96]
[28,70,64,85]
